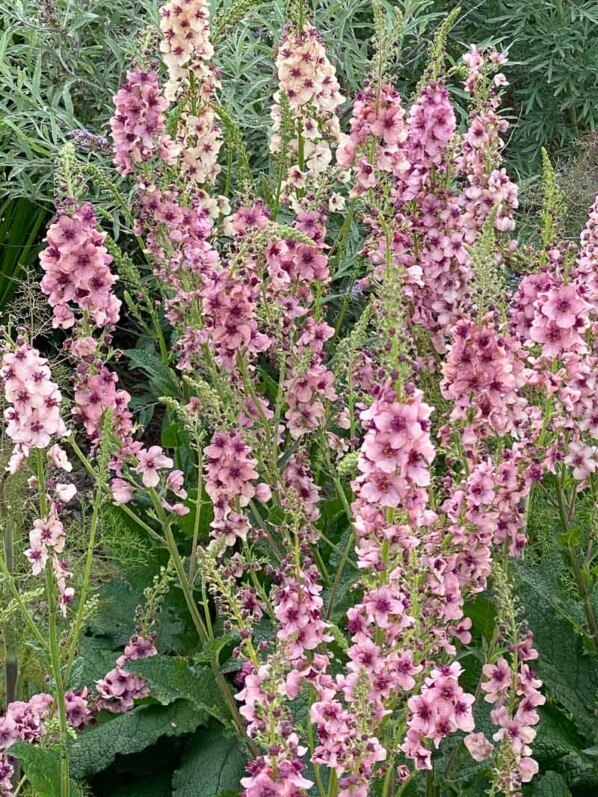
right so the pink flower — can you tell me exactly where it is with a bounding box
[394,652,422,691]
[162,500,190,516]
[65,688,93,730]
[70,336,97,359]
[73,366,133,444]
[1,343,67,463]
[255,482,272,503]
[519,757,539,782]
[135,446,174,488]
[25,544,48,575]
[492,710,536,756]
[160,0,216,101]
[111,478,133,505]
[96,667,149,713]
[363,586,404,628]
[55,483,77,503]
[356,159,376,190]
[481,658,511,704]
[166,469,187,498]
[464,732,493,761]
[48,444,72,472]
[110,68,177,174]
[543,284,588,328]
[40,204,121,329]
[565,441,597,481]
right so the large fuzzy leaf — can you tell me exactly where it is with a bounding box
[127,656,229,723]
[9,741,84,797]
[69,699,205,780]
[89,576,193,653]
[531,771,571,796]
[172,725,246,797]
[515,562,598,741]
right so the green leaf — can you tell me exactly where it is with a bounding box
[127,656,229,723]
[67,636,120,690]
[89,577,145,647]
[531,706,598,789]
[533,705,585,763]
[465,593,496,641]
[9,741,84,797]
[531,771,571,796]
[172,725,247,797]
[557,751,598,791]
[69,700,205,779]
[161,421,185,448]
[515,563,598,739]
[124,348,180,399]
[90,576,192,653]
[194,633,239,666]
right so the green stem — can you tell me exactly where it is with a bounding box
[163,521,208,640]
[0,474,18,705]
[37,450,69,795]
[68,438,94,476]
[311,544,330,586]
[160,519,252,745]
[238,356,281,499]
[320,433,354,620]
[325,532,353,623]
[332,203,358,336]
[45,566,71,797]
[249,500,283,561]
[306,699,327,797]
[188,450,203,584]
[71,430,251,744]
[297,118,305,173]
[64,488,102,685]
[152,314,169,368]
[0,550,48,651]
[120,503,166,546]
[69,437,166,547]
[327,770,338,797]
[554,471,598,654]
[320,433,353,522]
[102,177,148,258]
[381,761,395,797]
[425,768,436,797]
[272,357,287,450]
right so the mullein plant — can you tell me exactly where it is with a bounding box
[0,1,597,796]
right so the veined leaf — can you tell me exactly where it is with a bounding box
[69,699,205,779]
[531,771,571,796]
[127,656,229,723]
[9,741,84,797]
[124,348,180,399]
[172,724,247,797]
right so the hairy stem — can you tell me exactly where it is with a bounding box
[36,451,70,796]
[159,516,254,748]
[0,474,18,706]
[64,486,103,685]
[45,567,71,796]
[188,449,203,584]
[554,470,598,654]
[320,433,354,620]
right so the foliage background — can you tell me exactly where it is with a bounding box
[1,0,597,313]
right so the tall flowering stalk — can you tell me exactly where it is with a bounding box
[0,340,74,793]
